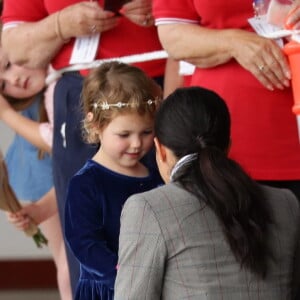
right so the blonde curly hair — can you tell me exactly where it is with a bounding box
[81,61,162,144]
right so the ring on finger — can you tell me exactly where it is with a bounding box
[143,13,152,26]
[258,64,265,72]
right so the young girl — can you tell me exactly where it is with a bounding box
[0,50,72,300]
[64,61,164,300]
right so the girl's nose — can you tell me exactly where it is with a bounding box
[10,75,20,86]
[4,72,20,87]
[132,137,142,149]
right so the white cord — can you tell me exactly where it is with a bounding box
[45,50,169,85]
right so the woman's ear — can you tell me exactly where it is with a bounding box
[154,137,178,183]
[154,137,167,163]
[154,137,171,183]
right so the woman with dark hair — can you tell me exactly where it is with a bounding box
[115,86,300,299]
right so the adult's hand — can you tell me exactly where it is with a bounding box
[228,29,291,91]
[158,24,291,91]
[121,0,154,27]
[1,1,119,68]
[59,2,119,39]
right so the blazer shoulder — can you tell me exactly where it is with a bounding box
[260,184,300,228]
[126,183,190,209]
[261,185,299,211]
[124,183,201,232]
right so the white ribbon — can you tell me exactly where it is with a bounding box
[46,50,169,85]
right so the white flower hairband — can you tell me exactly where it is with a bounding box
[92,99,158,110]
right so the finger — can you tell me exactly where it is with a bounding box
[87,15,119,34]
[257,61,286,90]
[7,213,30,230]
[126,12,154,27]
[252,66,276,91]
[260,49,291,88]
[286,5,300,28]
[15,218,30,230]
[85,21,116,35]
[251,39,290,88]
[121,0,152,17]
[93,19,120,33]
[6,212,18,223]
[271,48,291,80]
[6,210,24,219]
[122,0,151,11]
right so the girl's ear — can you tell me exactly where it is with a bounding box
[86,112,94,122]
[154,137,167,162]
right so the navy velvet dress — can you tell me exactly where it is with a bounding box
[65,159,163,300]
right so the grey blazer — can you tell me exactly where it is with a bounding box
[114,183,300,300]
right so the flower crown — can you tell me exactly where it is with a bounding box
[92,99,159,110]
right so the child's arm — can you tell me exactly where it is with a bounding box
[7,187,57,229]
[65,176,118,289]
[163,58,184,98]
[0,95,51,153]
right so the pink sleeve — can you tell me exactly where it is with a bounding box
[39,123,53,148]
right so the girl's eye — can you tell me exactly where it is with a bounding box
[118,133,129,138]
[143,130,153,135]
